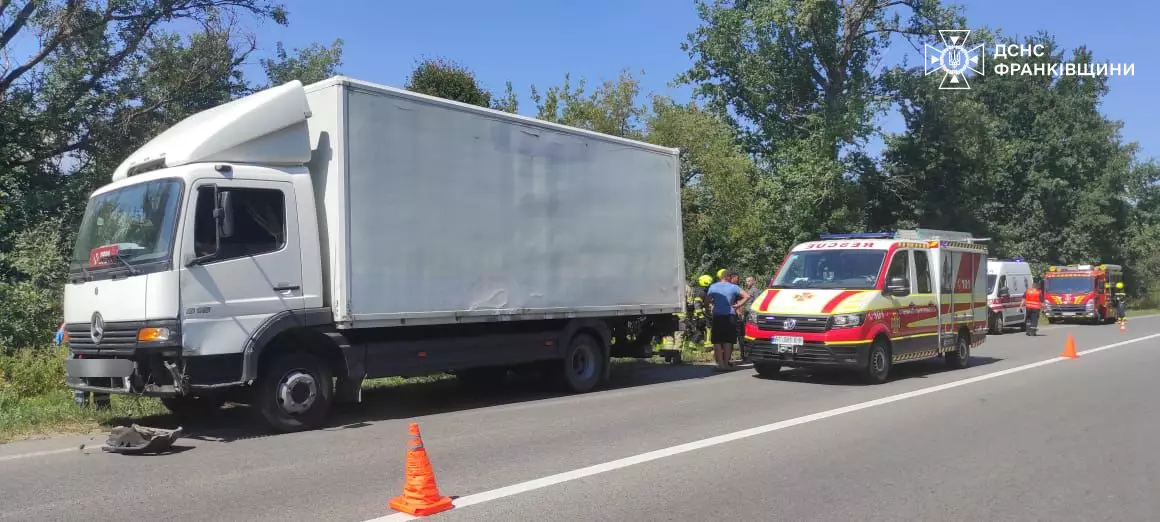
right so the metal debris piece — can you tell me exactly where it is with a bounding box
[102,424,183,455]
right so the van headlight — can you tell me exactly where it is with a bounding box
[832,313,864,328]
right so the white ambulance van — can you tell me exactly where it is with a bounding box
[985,258,1033,334]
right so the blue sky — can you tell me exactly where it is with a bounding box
[253,0,1155,158]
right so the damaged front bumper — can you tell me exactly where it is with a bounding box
[64,319,242,397]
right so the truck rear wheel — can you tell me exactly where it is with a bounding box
[256,352,333,433]
[554,333,604,393]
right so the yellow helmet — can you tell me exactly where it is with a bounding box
[716,268,726,279]
[1116,281,1124,289]
[698,275,712,287]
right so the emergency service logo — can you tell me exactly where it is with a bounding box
[925,30,985,90]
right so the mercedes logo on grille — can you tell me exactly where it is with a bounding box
[90,311,105,344]
[783,318,797,330]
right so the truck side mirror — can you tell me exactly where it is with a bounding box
[886,276,910,297]
[216,190,235,239]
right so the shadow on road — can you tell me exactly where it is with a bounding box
[118,359,734,444]
[752,355,1004,386]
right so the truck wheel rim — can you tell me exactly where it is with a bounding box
[278,371,318,415]
[571,345,595,380]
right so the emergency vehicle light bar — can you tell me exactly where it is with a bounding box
[818,232,896,240]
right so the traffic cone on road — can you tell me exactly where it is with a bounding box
[1060,334,1079,359]
[1120,319,1127,333]
[389,423,454,516]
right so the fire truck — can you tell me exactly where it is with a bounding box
[742,229,988,384]
[1042,264,1123,324]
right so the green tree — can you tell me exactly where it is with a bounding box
[405,57,492,107]
[261,39,344,87]
[678,0,961,241]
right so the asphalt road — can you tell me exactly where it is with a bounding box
[3,316,1159,521]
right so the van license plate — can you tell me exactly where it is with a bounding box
[772,336,804,346]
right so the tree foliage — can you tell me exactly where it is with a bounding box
[261,39,344,87]
[0,0,341,350]
[405,57,493,108]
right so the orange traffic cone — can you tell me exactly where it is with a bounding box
[1060,334,1079,359]
[1120,319,1127,333]
[389,423,454,516]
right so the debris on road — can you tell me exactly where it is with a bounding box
[102,425,183,455]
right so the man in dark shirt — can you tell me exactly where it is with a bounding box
[707,269,749,370]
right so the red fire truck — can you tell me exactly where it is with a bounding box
[1042,264,1123,324]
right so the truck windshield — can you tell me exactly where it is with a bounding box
[69,179,183,278]
[771,250,887,290]
[1044,276,1093,294]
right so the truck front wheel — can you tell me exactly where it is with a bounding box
[256,352,333,433]
[554,333,604,393]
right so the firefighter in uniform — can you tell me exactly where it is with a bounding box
[684,275,712,347]
[1022,279,1043,336]
[1114,281,1127,326]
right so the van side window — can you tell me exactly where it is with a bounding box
[913,250,932,293]
[193,187,286,261]
[886,250,910,286]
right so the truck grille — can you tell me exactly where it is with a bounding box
[754,315,830,333]
[65,321,142,355]
[1048,305,1087,313]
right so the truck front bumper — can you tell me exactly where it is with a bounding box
[741,339,869,369]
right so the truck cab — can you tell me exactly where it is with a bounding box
[64,82,331,424]
[1043,264,1123,324]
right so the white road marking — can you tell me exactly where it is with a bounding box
[0,447,76,462]
[367,331,1160,521]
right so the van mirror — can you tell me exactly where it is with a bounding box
[998,287,1010,298]
[886,276,909,297]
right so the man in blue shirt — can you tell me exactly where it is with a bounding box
[707,269,749,370]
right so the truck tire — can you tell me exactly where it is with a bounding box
[256,352,333,433]
[945,331,971,370]
[554,333,604,393]
[754,362,782,378]
[161,395,225,419]
[863,338,891,384]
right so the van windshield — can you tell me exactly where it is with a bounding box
[69,179,183,279]
[771,250,887,290]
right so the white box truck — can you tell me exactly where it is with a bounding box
[62,77,685,432]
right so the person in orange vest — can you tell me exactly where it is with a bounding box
[1022,278,1044,336]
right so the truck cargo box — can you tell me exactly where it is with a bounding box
[303,77,686,328]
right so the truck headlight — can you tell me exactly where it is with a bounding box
[832,313,864,328]
[1085,301,1095,311]
[137,327,171,342]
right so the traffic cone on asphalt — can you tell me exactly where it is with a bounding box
[1120,319,1127,333]
[1060,334,1079,359]
[389,423,454,516]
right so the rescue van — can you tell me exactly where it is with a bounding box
[1043,264,1123,324]
[985,258,1033,334]
[742,230,988,384]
